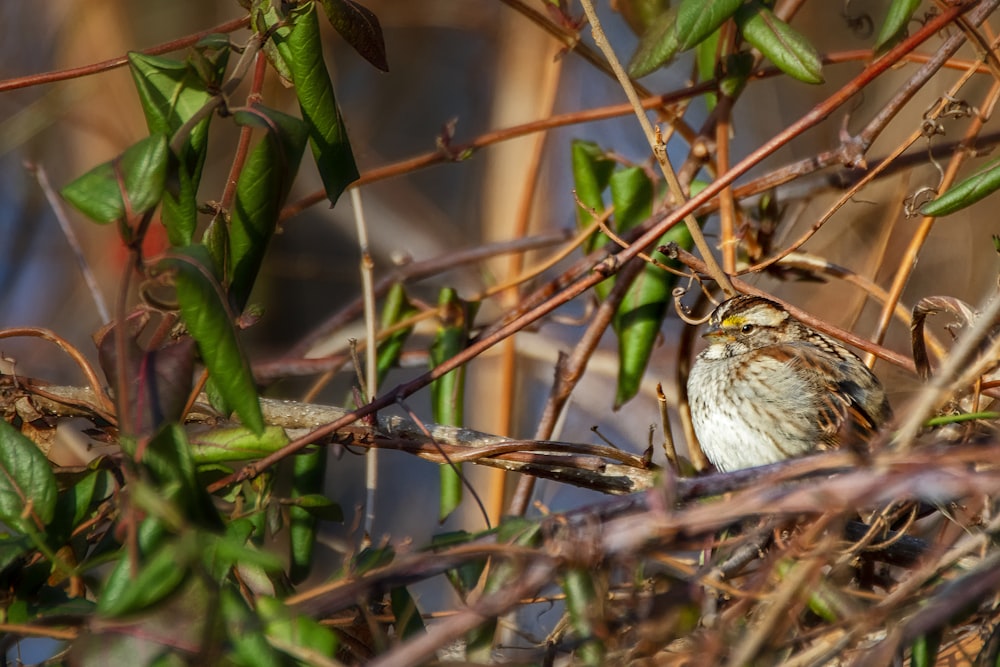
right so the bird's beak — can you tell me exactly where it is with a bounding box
[701,325,731,343]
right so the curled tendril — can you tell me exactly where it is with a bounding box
[903,187,938,218]
[672,286,712,325]
[841,0,874,39]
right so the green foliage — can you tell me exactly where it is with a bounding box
[61,134,170,224]
[277,2,359,205]
[921,156,1000,217]
[570,142,694,407]
[163,246,265,434]
[0,421,57,535]
[429,287,478,521]
[875,0,922,51]
[735,2,823,84]
[628,0,823,85]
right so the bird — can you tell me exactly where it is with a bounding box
[686,294,891,472]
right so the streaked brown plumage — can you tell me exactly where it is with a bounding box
[687,295,891,472]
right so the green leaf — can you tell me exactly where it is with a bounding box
[318,0,389,72]
[562,568,605,665]
[0,535,32,573]
[189,425,290,462]
[608,168,660,408]
[627,6,680,78]
[352,545,394,574]
[47,469,105,547]
[570,140,615,254]
[277,2,360,206]
[228,104,308,311]
[61,134,170,224]
[736,2,824,84]
[162,245,265,434]
[221,586,288,667]
[695,28,721,111]
[910,630,942,667]
[257,596,339,660]
[376,283,418,387]
[430,288,477,522]
[433,530,487,597]
[675,0,742,52]
[97,519,185,617]
[391,586,426,639]
[468,518,543,658]
[719,51,754,98]
[875,0,921,51]
[201,529,284,582]
[128,45,228,246]
[253,1,295,86]
[0,421,57,535]
[617,0,672,36]
[284,493,344,522]
[920,156,1000,217]
[288,449,326,584]
[142,424,223,528]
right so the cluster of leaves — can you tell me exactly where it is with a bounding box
[571,141,693,407]
[0,1,417,663]
[625,0,926,88]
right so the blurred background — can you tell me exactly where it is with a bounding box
[3,0,1000,653]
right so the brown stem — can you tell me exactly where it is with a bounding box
[0,16,250,93]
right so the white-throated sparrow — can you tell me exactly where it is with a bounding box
[687,294,891,472]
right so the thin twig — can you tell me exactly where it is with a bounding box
[28,164,110,324]
[351,187,379,536]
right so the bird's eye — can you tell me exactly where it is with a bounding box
[741,324,755,334]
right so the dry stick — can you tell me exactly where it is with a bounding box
[0,16,250,93]
[350,187,379,536]
[0,329,112,414]
[777,253,947,360]
[507,256,649,516]
[208,4,965,492]
[872,49,1000,352]
[716,93,739,275]
[30,164,111,324]
[578,0,735,297]
[366,559,557,667]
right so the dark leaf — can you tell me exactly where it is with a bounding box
[318,0,389,72]
[289,449,326,584]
